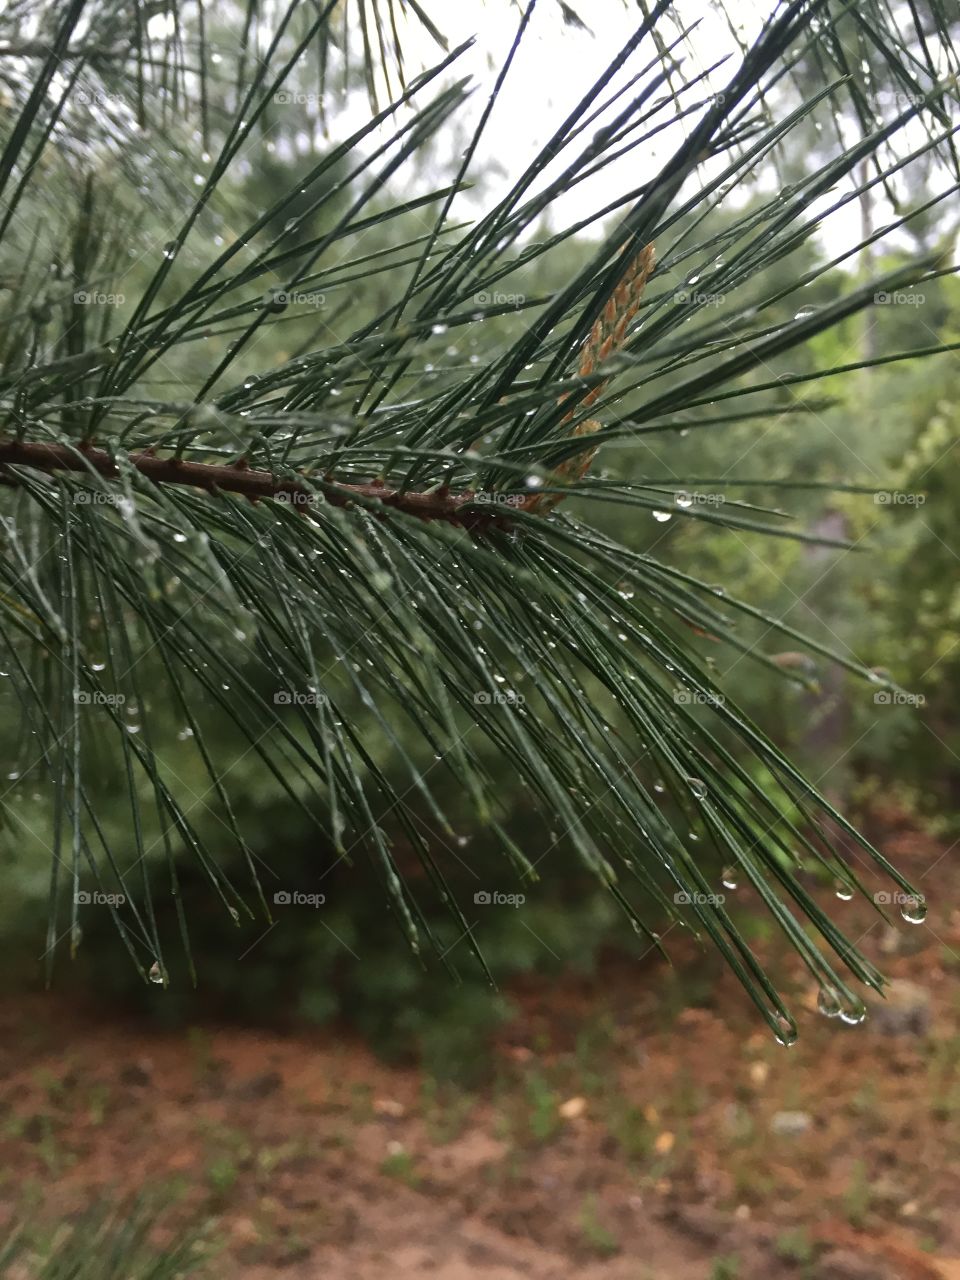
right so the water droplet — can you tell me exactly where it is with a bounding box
[794,306,816,320]
[835,880,854,901]
[652,510,672,522]
[653,780,665,794]
[817,985,842,1018]
[431,323,448,335]
[838,998,867,1026]
[148,961,164,984]
[172,532,188,543]
[901,895,926,924]
[162,241,178,260]
[243,376,258,390]
[687,777,707,800]
[525,475,543,490]
[674,491,693,509]
[721,867,738,890]
[773,1014,798,1047]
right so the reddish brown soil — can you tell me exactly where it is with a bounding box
[0,821,957,1279]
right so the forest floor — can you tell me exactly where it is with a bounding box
[1,810,958,1280]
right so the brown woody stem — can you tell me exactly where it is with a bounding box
[0,439,502,530]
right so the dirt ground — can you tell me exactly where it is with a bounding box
[1,817,958,1279]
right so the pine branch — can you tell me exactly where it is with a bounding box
[0,439,507,529]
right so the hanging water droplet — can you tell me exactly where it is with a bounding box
[674,491,693,509]
[794,306,816,320]
[721,867,738,890]
[431,322,448,335]
[817,985,842,1018]
[838,998,867,1026]
[243,376,258,390]
[687,777,707,800]
[900,895,926,924]
[172,532,188,543]
[228,906,239,923]
[652,510,672,522]
[653,779,665,794]
[162,241,178,260]
[525,474,543,490]
[773,1013,798,1047]
[148,961,163,984]
[835,880,854,901]
[91,661,106,672]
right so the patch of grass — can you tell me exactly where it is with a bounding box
[578,1194,619,1256]
[524,1071,561,1144]
[421,1077,475,1144]
[711,1256,741,1280]
[380,1147,421,1187]
[843,1158,873,1228]
[86,1083,111,1125]
[774,1227,815,1265]
[206,1155,240,1196]
[604,1101,654,1162]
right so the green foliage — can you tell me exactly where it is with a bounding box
[0,1197,202,1278]
[0,0,958,1048]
